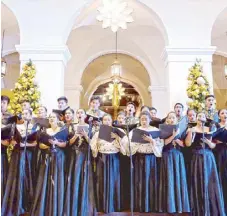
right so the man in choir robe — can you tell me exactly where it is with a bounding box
[37,106,48,118]
[87,96,105,118]
[174,103,188,136]
[87,96,105,134]
[174,103,185,122]
[57,96,69,111]
[125,102,139,125]
[22,100,31,111]
[204,95,219,123]
[149,107,157,118]
[1,95,12,120]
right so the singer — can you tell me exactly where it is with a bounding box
[63,108,96,216]
[2,109,36,215]
[185,112,225,216]
[90,114,126,213]
[30,112,68,216]
[121,111,163,212]
[212,109,227,214]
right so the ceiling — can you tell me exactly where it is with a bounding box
[73,0,167,37]
[1,3,20,55]
[1,1,227,55]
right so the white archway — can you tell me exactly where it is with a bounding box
[78,49,159,86]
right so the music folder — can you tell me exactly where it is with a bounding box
[15,129,38,143]
[159,124,178,139]
[1,125,13,140]
[39,128,68,146]
[212,127,227,142]
[98,125,125,142]
[131,128,160,144]
[193,132,212,142]
[32,117,50,128]
[85,114,102,124]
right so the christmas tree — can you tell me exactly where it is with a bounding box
[8,60,41,114]
[186,60,210,112]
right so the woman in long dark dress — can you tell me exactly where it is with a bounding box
[64,108,96,216]
[159,111,190,214]
[213,109,227,214]
[1,138,9,203]
[30,112,68,216]
[90,114,126,213]
[185,112,225,216]
[121,111,163,212]
[2,109,37,216]
[114,111,131,211]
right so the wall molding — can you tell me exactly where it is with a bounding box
[161,46,217,66]
[15,44,71,66]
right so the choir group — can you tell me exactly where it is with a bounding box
[1,94,227,216]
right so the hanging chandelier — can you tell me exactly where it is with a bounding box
[1,30,7,78]
[111,32,122,83]
[96,0,134,32]
[105,31,125,109]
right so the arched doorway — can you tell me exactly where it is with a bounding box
[92,81,141,118]
[64,0,169,114]
[1,2,20,92]
[79,53,151,114]
[211,6,227,109]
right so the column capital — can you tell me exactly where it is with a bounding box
[161,46,217,66]
[15,44,71,67]
[148,85,167,93]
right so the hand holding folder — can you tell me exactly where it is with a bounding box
[98,125,125,142]
[131,128,160,144]
[159,124,179,139]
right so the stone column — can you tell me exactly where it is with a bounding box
[65,84,83,111]
[16,45,71,113]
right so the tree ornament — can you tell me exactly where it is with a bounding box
[196,76,205,85]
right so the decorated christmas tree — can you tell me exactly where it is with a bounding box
[8,60,41,114]
[186,60,210,112]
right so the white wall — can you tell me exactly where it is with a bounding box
[1,0,227,115]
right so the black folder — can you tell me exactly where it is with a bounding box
[131,128,160,144]
[98,125,125,142]
[159,124,179,139]
[149,117,164,128]
[212,127,227,142]
[15,129,38,143]
[193,132,212,142]
[1,125,13,140]
[187,122,197,128]
[85,114,103,124]
[39,128,68,146]
[52,107,69,116]
[32,117,50,128]
[2,115,22,125]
